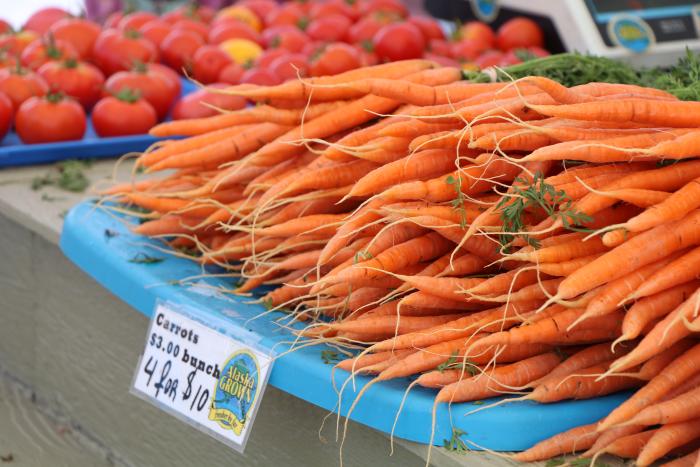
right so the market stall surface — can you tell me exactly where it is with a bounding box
[0,160,625,466]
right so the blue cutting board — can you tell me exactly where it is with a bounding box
[0,78,197,168]
[59,200,629,451]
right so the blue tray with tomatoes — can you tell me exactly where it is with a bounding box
[0,78,197,169]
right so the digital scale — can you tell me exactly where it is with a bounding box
[426,0,700,67]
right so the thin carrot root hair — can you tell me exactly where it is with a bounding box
[390,379,419,455]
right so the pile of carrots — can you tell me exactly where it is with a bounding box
[102,58,700,465]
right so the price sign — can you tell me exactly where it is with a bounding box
[131,303,273,452]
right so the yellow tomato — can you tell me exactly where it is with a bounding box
[215,6,262,32]
[219,38,263,65]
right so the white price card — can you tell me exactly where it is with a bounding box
[131,303,273,452]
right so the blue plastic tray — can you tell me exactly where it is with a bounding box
[0,79,197,168]
[59,200,629,451]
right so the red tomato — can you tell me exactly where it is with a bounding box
[49,18,101,60]
[172,19,209,42]
[172,84,247,120]
[451,39,489,62]
[526,46,550,58]
[0,67,48,110]
[373,22,425,62]
[146,63,182,97]
[139,19,172,49]
[240,68,280,86]
[310,1,358,20]
[264,3,305,28]
[0,20,11,35]
[459,21,496,49]
[92,92,157,137]
[104,12,123,29]
[0,50,17,70]
[428,38,451,56]
[268,53,309,82]
[238,0,278,22]
[38,59,104,110]
[193,45,232,85]
[15,93,86,143]
[208,20,262,45]
[499,50,523,66]
[23,7,70,35]
[262,26,309,53]
[358,48,380,67]
[310,43,361,77]
[306,14,352,43]
[256,48,287,69]
[423,52,459,68]
[475,50,504,68]
[358,0,407,18]
[0,92,12,140]
[217,62,246,84]
[162,5,216,25]
[160,30,204,75]
[20,38,78,70]
[93,29,159,76]
[346,16,388,45]
[408,16,445,42]
[496,17,544,51]
[118,12,159,31]
[0,31,39,56]
[104,68,176,120]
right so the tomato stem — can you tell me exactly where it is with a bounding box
[114,87,141,103]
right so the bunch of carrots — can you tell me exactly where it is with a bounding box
[101,58,700,465]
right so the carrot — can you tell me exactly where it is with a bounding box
[508,235,609,263]
[416,344,557,388]
[465,267,541,297]
[335,348,416,372]
[550,209,700,301]
[572,253,680,327]
[599,343,700,431]
[528,99,700,127]
[511,422,600,462]
[521,130,688,164]
[323,117,399,161]
[584,424,645,458]
[626,386,700,428]
[528,361,642,403]
[469,308,624,350]
[607,289,700,374]
[637,419,700,466]
[606,177,700,244]
[324,232,453,286]
[348,149,468,197]
[368,301,541,352]
[219,59,434,100]
[378,155,522,202]
[602,429,657,459]
[486,278,564,304]
[529,341,633,388]
[435,352,561,403]
[660,450,699,467]
[148,101,344,137]
[470,130,555,151]
[139,125,253,167]
[628,246,700,302]
[379,120,460,138]
[537,254,604,277]
[396,276,486,302]
[318,199,386,265]
[398,291,477,310]
[327,314,462,336]
[273,159,379,200]
[148,123,293,172]
[132,214,206,236]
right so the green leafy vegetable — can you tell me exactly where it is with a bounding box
[437,351,478,375]
[32,159,92,193]
[321,350,341,365]
[443,428,469,453]
[128,253,164,264]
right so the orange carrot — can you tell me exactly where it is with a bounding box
[637,419,700,466]
[511,422,600,462]
[600,343,700,431]
[435,352,561,403]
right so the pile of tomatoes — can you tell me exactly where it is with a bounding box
[0,0,549,144]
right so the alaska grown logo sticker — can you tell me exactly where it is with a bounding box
[209,350,261,435]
